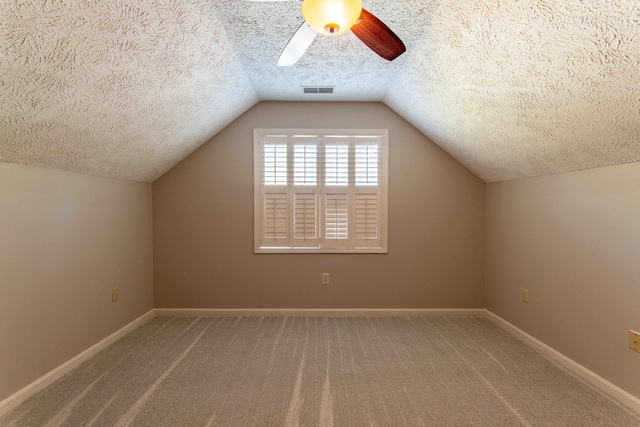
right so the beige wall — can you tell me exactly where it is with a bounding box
[486,161,640,399]
[153,102,485,308]
[0,163,154,402]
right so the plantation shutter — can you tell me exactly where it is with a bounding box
[293,194,318,238]
[353,137,382,248]
[355,194,379,245]
[255,129,387,253]
[263,193,288,240]
[264,139,288,185]
[322,137,350,249]
[261,136,289,247]
[324,193,349,242]
[291,137,319,247]
[325,141,349,186]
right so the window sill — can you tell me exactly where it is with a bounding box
[254,248,388,254]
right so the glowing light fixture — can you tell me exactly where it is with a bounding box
[301,0,363,36]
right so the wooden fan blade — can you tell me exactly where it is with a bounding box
[278,22,317,66]
[351,8,406,61]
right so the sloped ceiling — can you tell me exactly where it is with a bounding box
[1,0,638,182]
[0,0,258,182]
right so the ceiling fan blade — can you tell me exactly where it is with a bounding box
[351,8,406,61]
[278,22,317,66]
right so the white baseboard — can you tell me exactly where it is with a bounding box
[154,308,486,317]
[0,309,156,418]
[485,310,640,415]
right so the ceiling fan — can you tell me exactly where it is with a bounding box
[249,0,406,66]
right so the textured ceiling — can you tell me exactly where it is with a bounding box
[1,0,639,182]
[0,0,258,182]
[385,0,640,181]
[211,0,412,101]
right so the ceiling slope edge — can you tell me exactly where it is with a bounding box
[382,96,490,183]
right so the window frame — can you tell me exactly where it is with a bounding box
[254,128,389,254]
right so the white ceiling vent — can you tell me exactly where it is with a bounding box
[302,86,334,94]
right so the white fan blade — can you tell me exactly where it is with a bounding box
[277,22,317,66]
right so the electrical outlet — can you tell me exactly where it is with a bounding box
[630,330,640,353]
[112,288,119,302]
[322,273,330,285]
[521,288,529,303]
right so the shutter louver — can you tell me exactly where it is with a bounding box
[264,143,287,185]
[325,194,348,240]
[355,194,379,243]
[294,144,317,185]
[263,193,288,246]
[355,143,379,186]
[325,144,349,186]
[293,193,317,240]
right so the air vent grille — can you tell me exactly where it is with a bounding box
[302,86,334,94]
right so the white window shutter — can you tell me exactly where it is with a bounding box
[293,143,317,186]
[262,193,289,247]
[354,194,380,247]
[291,139,320,247]
[353,137,382,248]
[263,139,288,186]
[292,193,319,247]
[324,194,349,248]
[355,141,379,186]
[325,142,349,186]
[254,129,387,253]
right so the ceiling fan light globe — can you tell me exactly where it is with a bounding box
[301,0,362,36]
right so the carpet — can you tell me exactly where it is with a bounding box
[2,316,639,426]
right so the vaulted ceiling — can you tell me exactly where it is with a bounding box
[1,0,638,182]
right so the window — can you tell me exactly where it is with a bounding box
[254,129,388,253]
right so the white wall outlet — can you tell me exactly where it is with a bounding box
[112,288,119,302]
[630,330,640,353]
[322,273,330,285]
[521,288,529,303]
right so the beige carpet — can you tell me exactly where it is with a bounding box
[2,316,639,426]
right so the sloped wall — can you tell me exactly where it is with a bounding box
[153,102,485,309]
[486,161,640,400]
[0,163,154,403]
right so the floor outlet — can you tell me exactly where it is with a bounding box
[322,273,330,285]
[630,331,640,353]
[521,288,529,303]
[112,288,119,302]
